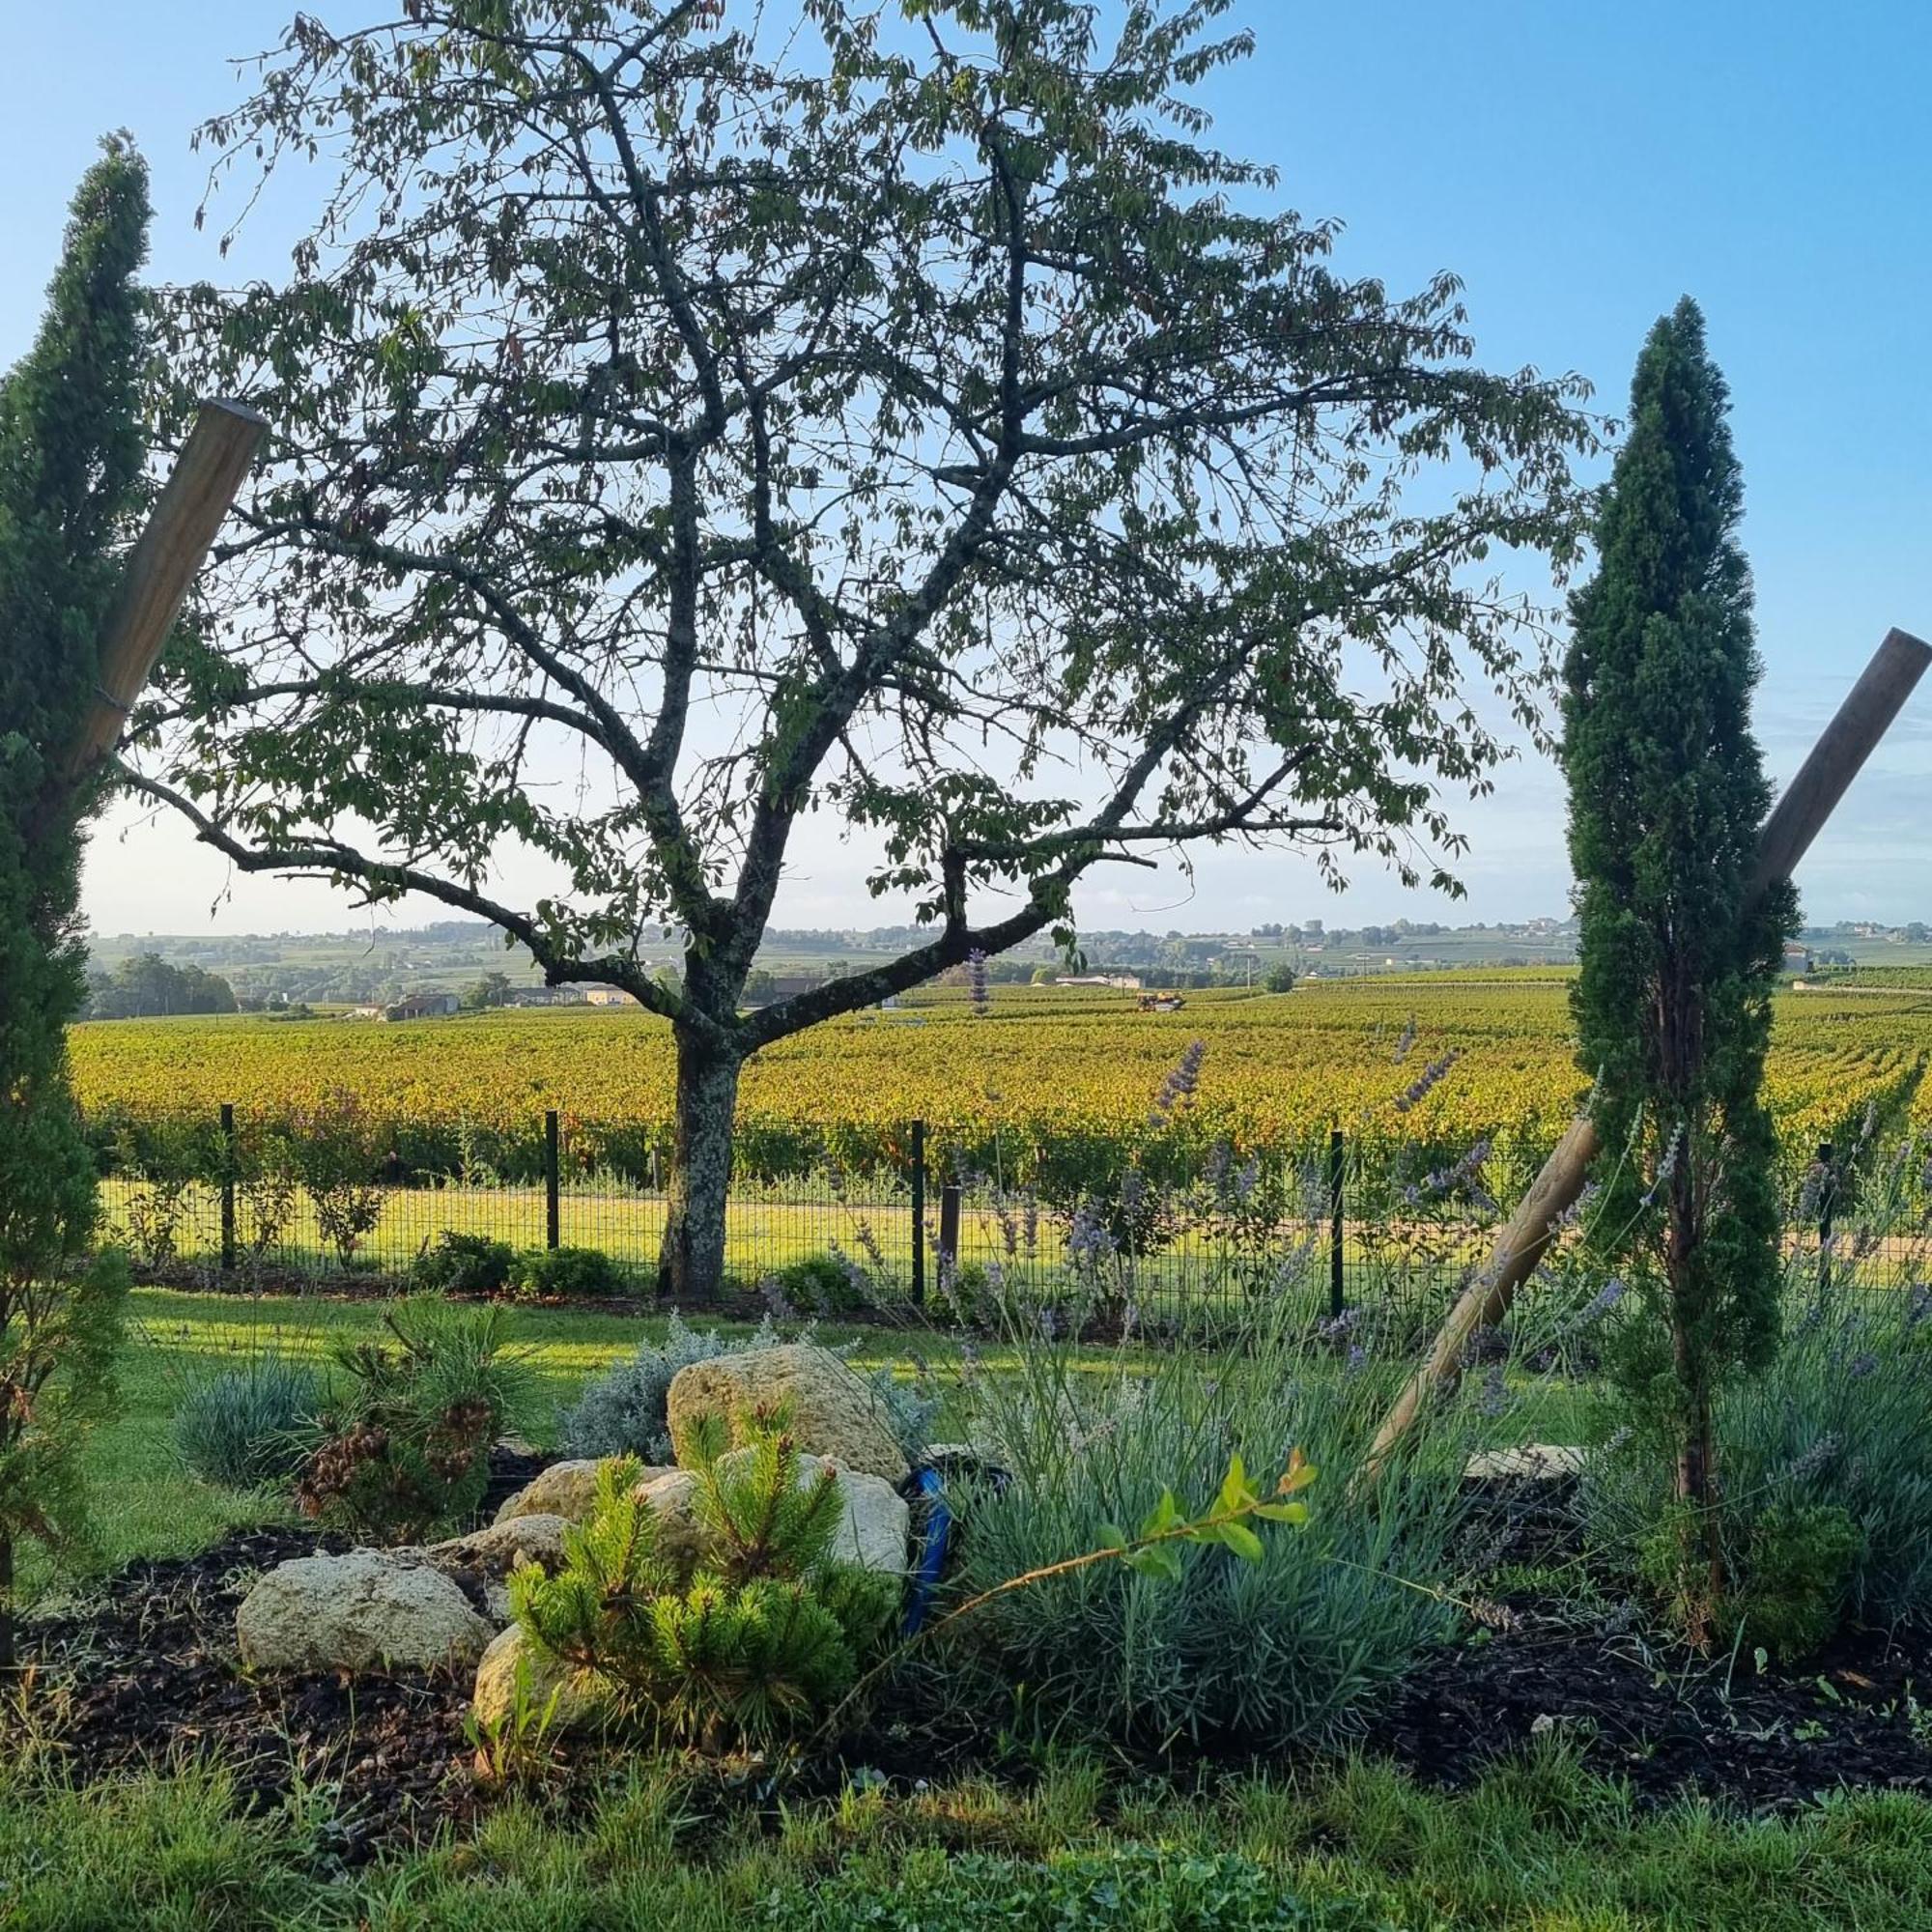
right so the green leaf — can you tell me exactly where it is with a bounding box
[1216,1520,1265,1563]
[1253,1501,1310,1525]
[1123,1545,1184,1584]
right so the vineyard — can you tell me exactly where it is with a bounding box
[68,975,1932,1202]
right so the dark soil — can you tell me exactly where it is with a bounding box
[23,1474,1932,1861]
[1362,1475,1932,1809]
[21,1528,486,1866]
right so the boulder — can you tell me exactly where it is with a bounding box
[494,1458,674,1524]
[427,1513,575,1620]
[1463,1444,1585,1482]
[667,1345,909,1483]
[237,1549,493,1675]
[712,1446,910,1577]
[635,1467,708,1578]
[470,1625,609,1736]
[430,1512,574,1577]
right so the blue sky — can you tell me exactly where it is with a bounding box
[6,2,1928,935]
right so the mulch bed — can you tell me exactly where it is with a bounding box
[21,1471,1932,1862]
[1362,1474,1932,1809]
[21,1528,485,1865]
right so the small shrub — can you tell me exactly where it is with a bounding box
[772,1253,867,1315]
[285,1089,385,1265]
[949,1305,1466,1747]
[559,1312,764,1463]
[1730,1501,1861,1661]
[172,1355,320,1490]
[513,1245,627,1300]
[295,1296,537,1542]
[412,1231,516,1295]
[115,1121,203,1270]
[512,1433,896,1747]
[1583,1286,1932,1651]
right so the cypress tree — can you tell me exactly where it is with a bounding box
[1563,297,1794,1642]
[0,139,149,1667]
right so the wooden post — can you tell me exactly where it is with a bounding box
[1365,1114,1600,1471]
[65,400,268,782]
[909,1120,927,1305]
[1366,628,1932,1472]
[1750,630,1932,897]
[938,1175,962,1281]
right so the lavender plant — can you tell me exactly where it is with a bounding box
[949,1299,1468,1746]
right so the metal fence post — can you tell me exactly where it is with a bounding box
[1328,1125,1346,1320]
[545,1110,561,1251]
[939,1167,962,1283]
[1816,1139,1836,1297]
[910,1120,926,1304]
[219,1101,238,1273]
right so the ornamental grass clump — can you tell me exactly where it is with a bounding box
[511,1421,896,1749]
[949,1302,1468,1747]
[172,1353,319,1491]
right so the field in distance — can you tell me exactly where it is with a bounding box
[68,973,1932,1191]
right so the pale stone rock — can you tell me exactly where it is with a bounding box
[470,1624,608,1735]
[236,1549,493,1675]
[494,1458,675,1524]
[1463,1443,1585,1481]
[667,1345,909,1483]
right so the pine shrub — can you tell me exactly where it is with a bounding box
[513,1430,895,1747]
[295,1297,536,1542]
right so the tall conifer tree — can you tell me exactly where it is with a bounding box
[1564,297,1793,1640]
[0,140,149,1666]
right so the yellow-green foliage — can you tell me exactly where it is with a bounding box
[512,1443,895,1747]
[70,979,1930,1190]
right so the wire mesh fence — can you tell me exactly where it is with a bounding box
[94,1104,1925,1330]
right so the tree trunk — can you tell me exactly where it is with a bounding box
[1669,1272,1724,1647]
[659,1030,742,1303]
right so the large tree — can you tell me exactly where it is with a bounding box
[136,0,1596,1298]
[0,142,146,1665]
[1563,297,1792,1640]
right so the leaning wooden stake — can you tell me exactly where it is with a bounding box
[1365,626,1932,1475]
[64,398,267,784]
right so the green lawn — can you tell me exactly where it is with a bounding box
[6,1738,1932,1928]
[34,1286,1589,1600]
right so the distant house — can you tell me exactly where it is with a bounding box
[1781,942,1814,976]
[583,985,639,1008]
[383,991,460,1021]
[1057,973,1143,991]
[502,986,583,1009]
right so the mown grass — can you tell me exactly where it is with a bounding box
[34,1287,1587,1601]
[4,1741,1932,1929]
